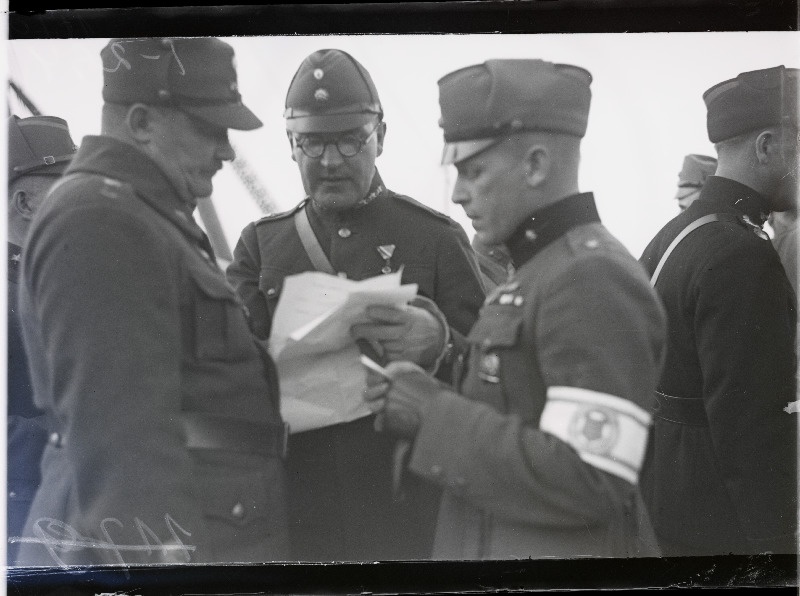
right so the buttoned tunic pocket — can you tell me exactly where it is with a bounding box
[189,260,254,363]
[462,306,523,414]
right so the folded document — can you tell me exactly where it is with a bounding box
[269,270,418,433]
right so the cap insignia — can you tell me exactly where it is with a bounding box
[313,68,324,80]
[314,88,329,102]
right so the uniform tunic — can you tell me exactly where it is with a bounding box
[407,193,665,559]
[640,176,798,556]
[7,242,47,564]
[227,171,485,561]
[17,136,288,566]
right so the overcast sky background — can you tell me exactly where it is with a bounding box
[7,32,799,258]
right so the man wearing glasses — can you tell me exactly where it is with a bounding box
[227,49,484,562]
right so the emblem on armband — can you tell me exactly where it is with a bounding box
[568,406,620,456]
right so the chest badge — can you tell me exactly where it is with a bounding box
[478,352,501,384]
[377,244,396,274]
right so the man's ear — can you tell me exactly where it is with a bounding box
[523,144,550,188]
[754,129,777,165]
[13,189,35,220]
[126,103,155,144]
[376,120,387,158]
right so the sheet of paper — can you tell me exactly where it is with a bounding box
[269,270,417,433]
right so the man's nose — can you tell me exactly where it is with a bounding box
[217,138,236,162]
[320,142,344,167]
[451,177,470,205]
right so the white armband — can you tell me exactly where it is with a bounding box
[539,386,651,484]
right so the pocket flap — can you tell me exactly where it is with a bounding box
[468,308,522,349]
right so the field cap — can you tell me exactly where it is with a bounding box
[438,59,592,165]
[284,49,383,134]
[677,154,717,189]
[8,115,77,184]
[703,65,798,143]
[101,37,262,131]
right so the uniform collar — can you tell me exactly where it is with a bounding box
[67,136,195,220]
[506,192,601,268]
[8,242,22,283]
[307,169,389,227]
[696,176,770,226]
[66,136,214,261]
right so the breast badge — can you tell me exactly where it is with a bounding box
[478,352,501,384]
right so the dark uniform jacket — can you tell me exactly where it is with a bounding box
[7,242,47,564]
[227,171,485,561]
[16,136,288,566]
[406,193,666,559]
[640,176,798,556]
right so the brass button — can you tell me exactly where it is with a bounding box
[430,465,443,476]
[231,502,245,519]
[338,228,352,238]
[585,239,599,249]
[525,229,537,241]
[266,287,277,296]
[48,432,62,447]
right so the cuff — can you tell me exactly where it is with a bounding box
[410,295,451,375]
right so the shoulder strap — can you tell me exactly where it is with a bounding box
[293,205,336,275]
[651,213,735,287]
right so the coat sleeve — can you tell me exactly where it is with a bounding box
[695,242,797,550]
[24,199,199,563]
[226,222,271,340]
[409,254,666,529]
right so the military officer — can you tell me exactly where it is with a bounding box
[7,114,77,564]
[16,37,288,566]
[364,59,666,559]
[226,49,484,561]
[674,154,717,211]
[640,66,798,556]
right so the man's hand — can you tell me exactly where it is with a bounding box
[351,304,446,368]
[362,361,441,439]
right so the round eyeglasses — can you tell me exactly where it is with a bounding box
[293,122,380,159]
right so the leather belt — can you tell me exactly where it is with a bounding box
[652,390,708,426]
[182,412,289,459]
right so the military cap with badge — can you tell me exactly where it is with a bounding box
[101,37,262,131]
[8,115,77,184]
[438,58,592,165]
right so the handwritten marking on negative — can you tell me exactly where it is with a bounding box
[9,514,194,567]
[103,39,186,76]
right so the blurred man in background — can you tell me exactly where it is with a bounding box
[674,154,717,211]
[16,37,288,566]
[640,65,798,556]
[365,59,666,559]
[7,114,77,564]
[227,48,484,561]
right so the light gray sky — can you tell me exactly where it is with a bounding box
[8,32,799,257]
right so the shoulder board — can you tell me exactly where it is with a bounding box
[254,198,308,225]
[565,223,613,255]
[391,193,452,223]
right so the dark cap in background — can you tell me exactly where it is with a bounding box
[284,49,383,134]
[101,37,262,131]
[8,115,77,184]
[677,154,717,189]
[704,65,798,143]
[438,59,593,165]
